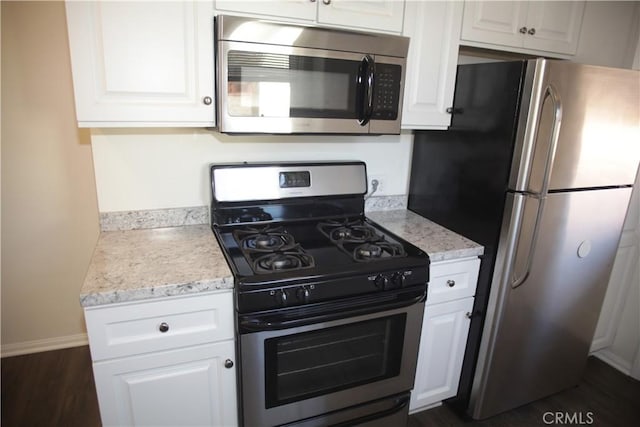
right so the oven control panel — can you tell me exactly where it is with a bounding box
[238,267,428,313]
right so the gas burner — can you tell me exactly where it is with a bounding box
[330,225,378,243]
[318,219,406,262]
[355,243,383,259]
[225,207,273,224]
[234,225,296,252]
[354,241,405,262]
[254,252,315,273]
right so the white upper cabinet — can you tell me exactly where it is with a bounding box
[317,0,404,33]
[214,0,317,22]
[522,1,585,54]
[65,1,215,127]
[461,1,585,56]
[461,1,527,47]
[214,0,405,33]
[401,1,463,130]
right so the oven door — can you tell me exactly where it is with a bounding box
[217,41,404,134]
[239,288,425,427]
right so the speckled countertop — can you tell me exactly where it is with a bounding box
[367,210,484,262]
[80,209,483,307]
[80,225,233,307]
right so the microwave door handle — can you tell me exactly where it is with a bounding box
[357,55,375,126]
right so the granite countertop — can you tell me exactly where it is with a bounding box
[80,224,233,307]
[80,209,483,307]
[367,210,484,262]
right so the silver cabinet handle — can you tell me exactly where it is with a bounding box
[528,28,536,35]
[159,322,169,333]
[224,359,234,369]
[466,312,472,319]
[447,279,455,287]
[203,96,212,105]
[323,0,331,4]
[519,27,527,34]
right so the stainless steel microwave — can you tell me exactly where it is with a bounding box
[215,15,409,134]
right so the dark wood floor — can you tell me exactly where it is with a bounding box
[2,346,639,426]
[408,356,640,427]
[1,346,100,427]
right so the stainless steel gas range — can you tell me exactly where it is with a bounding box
[209,161,430,427]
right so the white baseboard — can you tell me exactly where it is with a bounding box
[592,349,632,375]
[1,333,89,358]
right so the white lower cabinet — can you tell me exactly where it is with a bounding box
[93,341,237,427]
[85,291,237,427]
[410,297,473,411]
[410,257,480,413]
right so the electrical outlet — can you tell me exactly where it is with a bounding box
[369,175,385,195]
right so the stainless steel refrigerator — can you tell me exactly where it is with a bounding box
[408,59,640,419]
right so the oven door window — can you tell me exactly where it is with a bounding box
[264,314,406,408]
[227,50,359,119]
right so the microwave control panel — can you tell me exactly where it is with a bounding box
[372,63,402,121]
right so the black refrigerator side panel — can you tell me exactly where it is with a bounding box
[407,60,526,411]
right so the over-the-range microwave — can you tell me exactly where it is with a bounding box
[215,15,409,135]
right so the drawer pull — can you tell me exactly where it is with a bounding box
[447,280,456,287]
[466,312,472,319]
[224,359,234,369]
[158,322,170,333]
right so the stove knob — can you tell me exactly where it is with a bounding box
[297,287,311,303]
[272,289,288,306]
[374,274,390,290]
[392,272,406,288]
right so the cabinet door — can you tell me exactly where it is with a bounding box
[65,1,215,127]
[401,1,463,130]
[410,297,474,413]
[317,0,405,33]
[460,0,527,47]
[523,1,585,54]
[93,341,237,427]
[214,0,317,21]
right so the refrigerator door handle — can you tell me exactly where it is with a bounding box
[510,194,542,289]
[511,85,562,289]
[538,85,563,195]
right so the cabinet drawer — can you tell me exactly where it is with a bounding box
[428,258,480,305]
[85,291,234,361]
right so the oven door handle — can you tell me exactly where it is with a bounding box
[332,393,410,427]
[239,288,426,332]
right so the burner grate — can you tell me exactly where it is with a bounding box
[233,225,315,274]
[318,219,406,262]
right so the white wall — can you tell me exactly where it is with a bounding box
[91,129,414,212]
[1,1,100,355]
